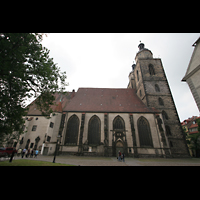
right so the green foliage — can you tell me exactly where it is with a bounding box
[186,118,200,157]
[0,33,67,142]
[197,118,200,133]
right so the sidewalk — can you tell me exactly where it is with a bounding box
[11,155,128,166]
[3,155,200,166]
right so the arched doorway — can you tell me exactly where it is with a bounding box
[112,115,126,156]
[116,140,123,157]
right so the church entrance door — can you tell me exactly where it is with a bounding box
[116,141,123,157]
[43,147,49,155]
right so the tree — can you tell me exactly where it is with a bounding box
[187,118,200,157]
[0,33,67,144]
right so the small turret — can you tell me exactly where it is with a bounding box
[135,42,153,63]
[138,43,145,51]
[132,63,136,72]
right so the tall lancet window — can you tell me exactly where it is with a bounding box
[138,117,153,147]
[88,115,101,145]
[65,115,79,145]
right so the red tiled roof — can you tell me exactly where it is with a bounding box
[189,123,198,129]
[64,88,160,113]
[189,131,199,135]
[26,92,73,115]
[54,101,62,113]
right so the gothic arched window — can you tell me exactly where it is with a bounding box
[25,139,30,149]
[158,97,164,106]
[162,110,168,120]
[88,115,101,145]
[65,115,79,145]
[20,137,24,144]
[137,70,139,81]
[155,84,160,92]
[113,115,125,130]
[149,64,155,75]
[137,117,153,147]
[165,125,172,136]
[34,136,40,150]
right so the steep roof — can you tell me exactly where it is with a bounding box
[26,92,73,116]
[54,101,63,113]
[182,36,200,81]
[64,88,159,113]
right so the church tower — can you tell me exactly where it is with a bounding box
[128,43,190,157]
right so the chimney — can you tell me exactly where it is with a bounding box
[71,89,75,99]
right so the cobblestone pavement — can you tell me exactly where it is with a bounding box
[2,155,200,166]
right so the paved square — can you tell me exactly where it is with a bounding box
[4,155,200,166]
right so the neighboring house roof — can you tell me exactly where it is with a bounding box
[181,116,198,127]
[54,101,63,113]
[182,116,200,135]
[64,88,160,113]
[189,123,198,129]
[26,92,73,116]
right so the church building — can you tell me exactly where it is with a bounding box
[15,43,190,158]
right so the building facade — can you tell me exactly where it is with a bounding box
[181,116,200,157]
[14,43,190,158]
[182,37,200,112]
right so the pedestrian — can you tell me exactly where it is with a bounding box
[22,148,26,158]
[26,149,30,158]
[17,148,22,157]
[35,149,38,158]
[30,149,34,158]
[121,152,125,162]
[118,151,121,161]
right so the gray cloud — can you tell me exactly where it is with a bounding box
[41,33,200,121]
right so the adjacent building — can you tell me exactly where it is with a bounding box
[182,37,200,112]
[181,116,200,156]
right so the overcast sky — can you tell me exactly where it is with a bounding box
[40,33,200,122]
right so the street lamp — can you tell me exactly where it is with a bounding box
[53,135,61,163]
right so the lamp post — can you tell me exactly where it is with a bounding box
[53,135,61,163]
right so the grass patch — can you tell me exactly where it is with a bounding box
[0,159,75,166]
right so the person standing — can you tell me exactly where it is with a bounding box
[121,152,125,162]
[118,151,121,161]
[30,149,34,158]
[22,148,26,158]
[26,149,30,158]
[17,148,22,157]
[35,149,38,158]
